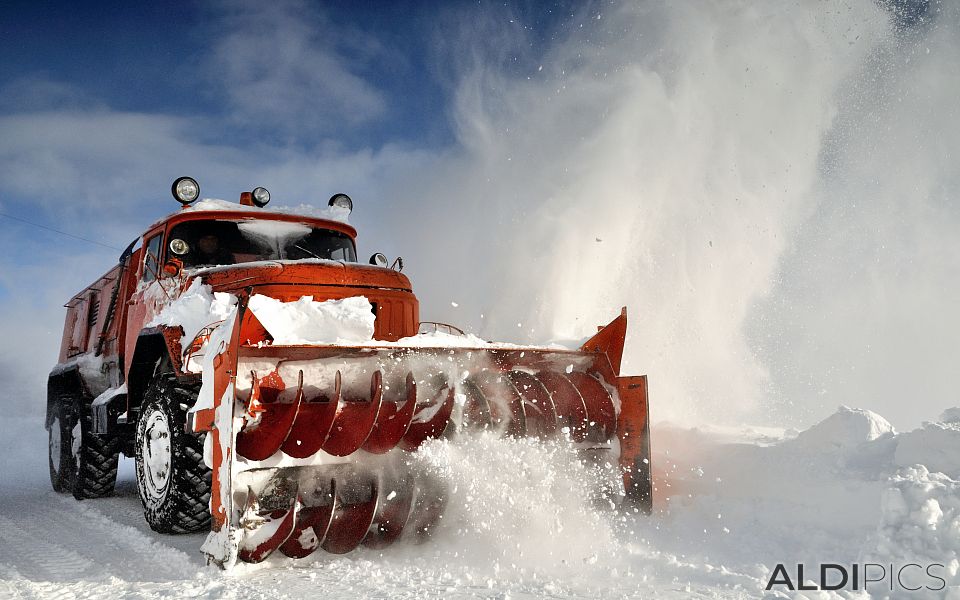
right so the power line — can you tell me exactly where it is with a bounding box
[0,211,123,251]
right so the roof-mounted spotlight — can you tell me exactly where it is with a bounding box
[328,193,353,213]
[251,187,271,207]
[172,177,200,205]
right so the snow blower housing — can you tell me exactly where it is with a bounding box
[47,179,652,567]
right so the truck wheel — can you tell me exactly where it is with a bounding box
[135,373,211,533]
[48,401,74,493]
[52,393,122,499]
[69,400,121,500]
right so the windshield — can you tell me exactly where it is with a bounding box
[167,219,357,268]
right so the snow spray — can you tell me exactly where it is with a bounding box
[377,433,631,587]
[382,0,960,430]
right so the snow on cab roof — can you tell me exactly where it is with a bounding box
[184,198,351,224]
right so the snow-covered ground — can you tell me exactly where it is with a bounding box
[2,405,958,599]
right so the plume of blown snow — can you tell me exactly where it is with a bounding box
[383,1,895,426]
[383,1,958,430]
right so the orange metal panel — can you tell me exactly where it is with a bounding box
[617,375,652,512]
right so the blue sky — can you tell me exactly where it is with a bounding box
[1,0,956,430]
[0,0,477,295]
[2,1,448,144]
[0,1,581,151]
[0,0,584,254]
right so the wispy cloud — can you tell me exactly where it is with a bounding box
[206,0,387,141]
[0,75,103,113]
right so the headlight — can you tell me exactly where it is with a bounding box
[169,239,190,255]
[328,193,353,213]
[251,187,271,207]
[172,177,200,205]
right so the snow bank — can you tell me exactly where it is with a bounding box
[789,405,896,452]
[146,279,236,348]
[895,419,960,479]
[186,198,351,223]
[645,405,960,596]
[864,466,960,596]
[248,295,375,344]
[940,407,960,424]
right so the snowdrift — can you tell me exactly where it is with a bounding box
[1,404,958,597]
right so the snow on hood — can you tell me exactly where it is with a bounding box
[185,198,351,223]
[248,295,375,344]
[147,284,566,354]
[246,294,568,349]
[146,279,237,348]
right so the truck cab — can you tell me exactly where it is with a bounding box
[47,180,416,501]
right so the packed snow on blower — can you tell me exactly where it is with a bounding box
[46,177,652,567]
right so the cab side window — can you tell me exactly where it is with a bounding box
[142,234,163,282]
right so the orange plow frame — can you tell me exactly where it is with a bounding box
[188,297,651,566]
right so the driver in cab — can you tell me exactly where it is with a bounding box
[195,234,234,266]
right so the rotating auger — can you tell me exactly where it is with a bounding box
[188,295,651,567]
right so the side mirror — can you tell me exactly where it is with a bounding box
[162,258,183,277]
[369,253,388,267]
[390,257,404,272]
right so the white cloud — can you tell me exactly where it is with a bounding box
[207,0,387,138]
[0,75,102,113]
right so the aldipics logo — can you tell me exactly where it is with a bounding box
[765,563,947,593]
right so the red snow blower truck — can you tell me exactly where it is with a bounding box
[47,177,651,566]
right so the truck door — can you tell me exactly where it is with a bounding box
[122,230,165,380]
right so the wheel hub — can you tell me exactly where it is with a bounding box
[49,417,62,474]
[141,409,172,501]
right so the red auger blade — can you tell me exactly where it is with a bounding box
[406,477,447,543]
[398,384,455,451]
[362,372,418,454]
[536,370,590,442]
[279,480,338,559]
[321,480,379,554]
[238,490,300,563]
[566,371,617,443]
[281,371,341,459]
[473,372,526,437]
[322,371,384,457]
[236,371,304,461]
[363,478,414,549]
[507,370,558,439]
[461,378,493,431]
